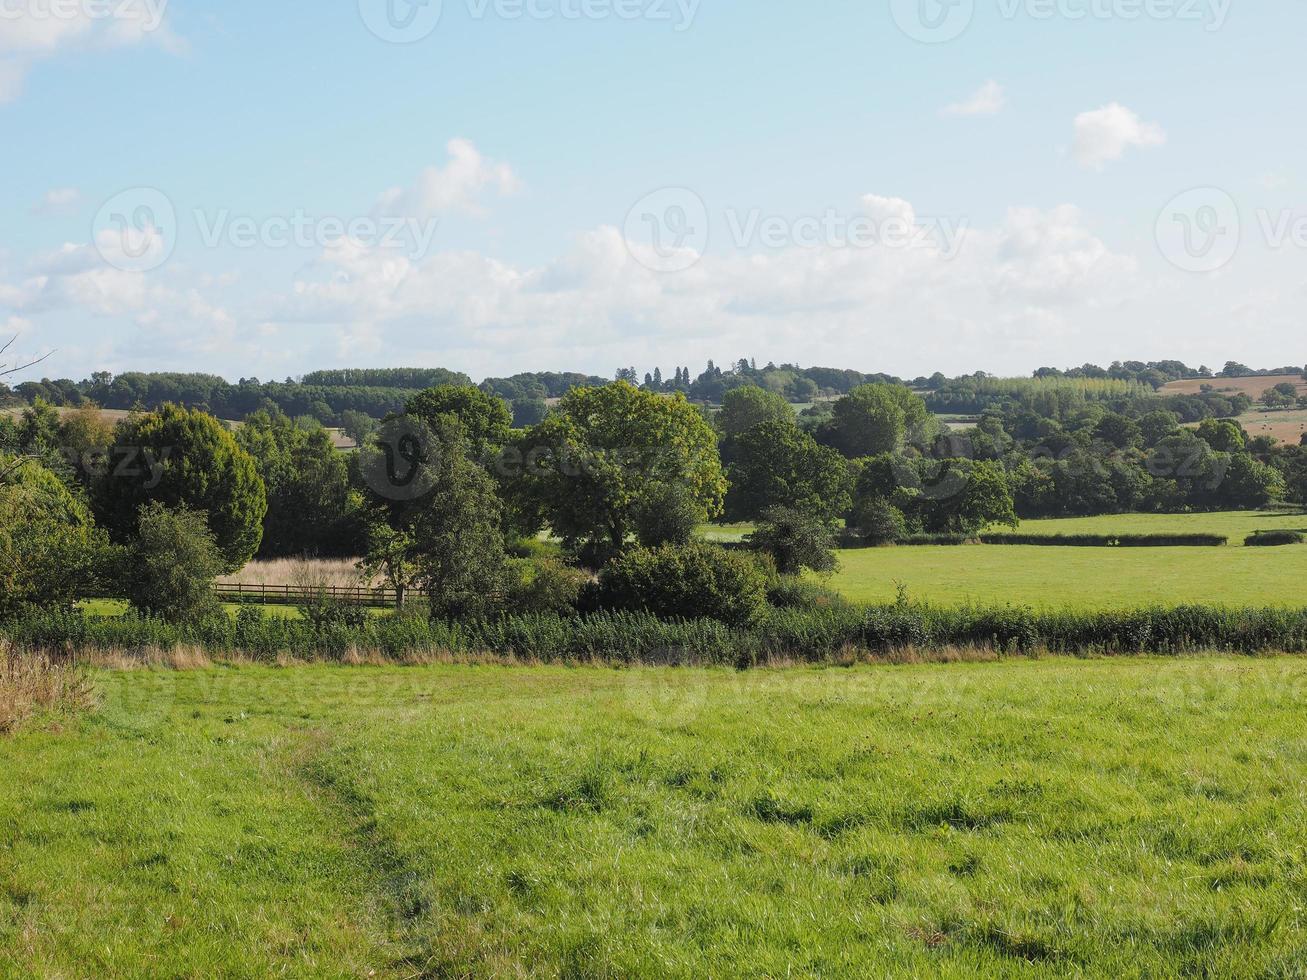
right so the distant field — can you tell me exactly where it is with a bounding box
[1,405,357,449]
[1159,373,1306,400]
[827,511,1307,609]
[5,658,1307,975]
[0,406,134,424]
[1232,409,1307,446]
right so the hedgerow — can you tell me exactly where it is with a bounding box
[5,602,1307,665]
[977,533,1229,547]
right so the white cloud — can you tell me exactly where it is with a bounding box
[859,194,917,226]
[31,187,81,215]
[941,80,1005,117]
[1073,103,1166,170]
[0,1,181,104]
[376,138,521,218]
[5,193,1297,383]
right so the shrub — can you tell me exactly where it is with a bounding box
[766,577,848,611]
[120,503,226,623]
[1245,530,1305,547]
[597,541,769,626]
[746,506,839,575]
[848,497,908,544]
[505,557,590,615]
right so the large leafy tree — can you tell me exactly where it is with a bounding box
[723,418,851,522]
[0,455,105,616]
[853,454,1017,534]
[236,409,363,557]
[819,384,937,458]
[717,385,793,439]
[94,404,267,572]
[513,382,726,562]
[405,385,512,464]
[361,415,507,618]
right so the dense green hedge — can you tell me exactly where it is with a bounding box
[5,603,1307,665]
[978,533,1229,547]
[1245,531,1306,547]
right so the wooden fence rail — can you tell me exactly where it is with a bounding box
[213,583,398,608]
[85,583,400,609]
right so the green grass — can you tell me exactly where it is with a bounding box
[828,511,1307,609]
[699,522,756,543]
[4,658,1307,975]
[987,509,1307,543]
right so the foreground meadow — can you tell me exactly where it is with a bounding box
[4,658,1307,976]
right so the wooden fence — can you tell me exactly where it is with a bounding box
[212,582,398,608]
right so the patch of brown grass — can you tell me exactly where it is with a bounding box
[0,646,97,735]
[219,558,375,589]
[1160,373,1307,400]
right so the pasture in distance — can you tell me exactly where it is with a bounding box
[825,511,1307,610]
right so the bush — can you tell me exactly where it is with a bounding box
[766,577,848,611]
[120,503,226,623]
[1245,530,1305,547]
[848,497,907,544]
[746,506,839,575]
[505,556,590,615]
[597,542,769,626]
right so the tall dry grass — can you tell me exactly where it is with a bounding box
[219,558,378,589]
[0,645,97,734]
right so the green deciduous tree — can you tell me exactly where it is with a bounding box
[513,382,726,563]
[819,384,937,458]
[94,404,267,572]
[0,455,105,617]
[717,385,793,439]
[236,409,364,557]
[723,419,852,523]
[406,385,512,464]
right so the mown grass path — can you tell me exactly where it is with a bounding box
[3,658,1307,976]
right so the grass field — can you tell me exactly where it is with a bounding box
[827,511,1307,609]
[4,658,1307,976]
[1233,408,1307,446]
[1159,373,1307,400]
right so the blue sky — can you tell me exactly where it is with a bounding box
[2,0,1303,383]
